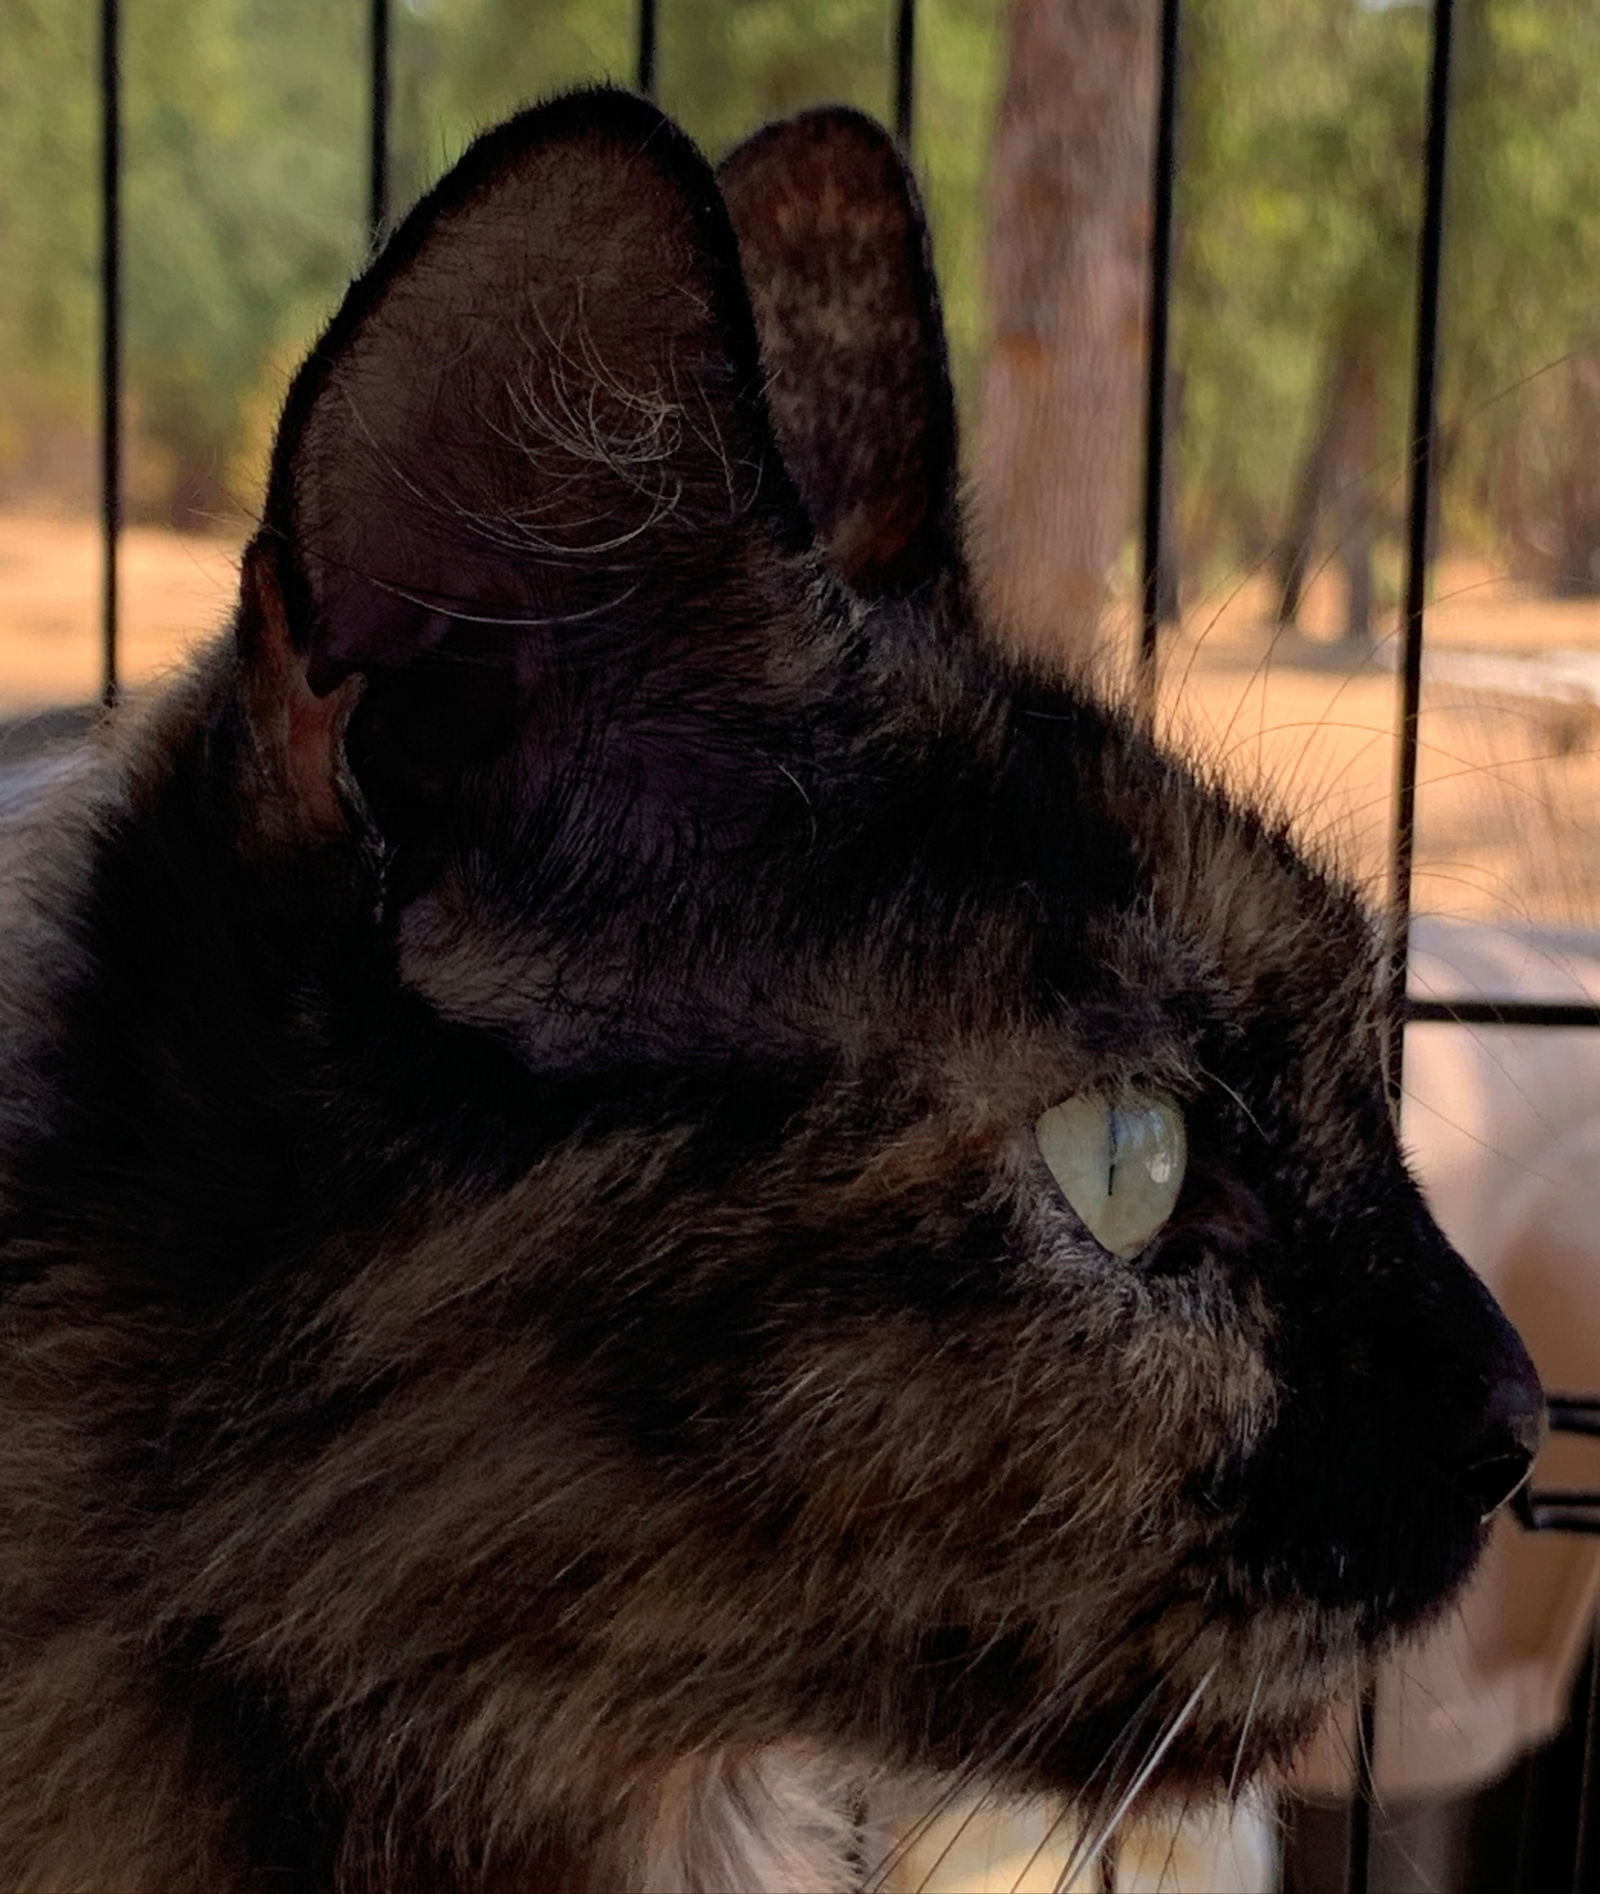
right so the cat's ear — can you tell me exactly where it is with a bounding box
[718,108,960,598]
[258,88,810,704]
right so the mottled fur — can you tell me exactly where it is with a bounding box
[0,92,1540,1892]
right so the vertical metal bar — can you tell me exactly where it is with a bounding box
[368,0,391,244]
[1386,0,1455,1072]
[1510,1743,1541,1894]
[1574,1617,1600,1894]
[1361,9,1456,1892]
[893,0,916,150]
[637,0,659,100]
[99,0,121,710]
[1138,0,1181,695]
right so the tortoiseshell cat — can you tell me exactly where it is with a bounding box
[0,91,1544,1893]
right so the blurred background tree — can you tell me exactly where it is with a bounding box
[2,0,1599,615]
[1172,0,1600,631]
[972,0,1156,662]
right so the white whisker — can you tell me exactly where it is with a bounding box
[1059,1667,1216,1894]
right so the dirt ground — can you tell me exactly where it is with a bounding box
[6,509,1600,930]
[1142,558,1600,931]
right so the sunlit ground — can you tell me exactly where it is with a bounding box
[0,512,242,716]
[1132,554,1600,933]
[6,510,1600,935]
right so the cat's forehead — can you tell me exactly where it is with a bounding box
[884,661,1390,1110]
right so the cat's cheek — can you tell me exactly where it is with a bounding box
[985,1137,1281,1539]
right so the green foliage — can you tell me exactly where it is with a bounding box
[2,0,1598,581]
[1173,0,1600,589]
[390,0,1006,427]
[389,0,632,212]
[0,0,1005,526]
[0,0,97,491]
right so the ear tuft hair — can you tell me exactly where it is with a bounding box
[264,88,810,697]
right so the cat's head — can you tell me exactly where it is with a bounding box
[236,90,1542,1805]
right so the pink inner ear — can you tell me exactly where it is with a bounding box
[238,539,365,841]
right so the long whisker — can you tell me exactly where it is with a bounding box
[1005,1678,1174,1894]
[865,1593,1177,1893]
[1057,1666,1217,1894]
[907,1784,1012,1894]
[1226,1666,1266,1809]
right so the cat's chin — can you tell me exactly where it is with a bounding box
[889,1600,1377,1810]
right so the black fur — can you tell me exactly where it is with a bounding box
[0,90,1540,1893]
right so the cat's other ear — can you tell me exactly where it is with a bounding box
[718,109,960,599]
[259,88,810,703]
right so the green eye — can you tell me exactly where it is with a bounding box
[1034,1092,1187,1257]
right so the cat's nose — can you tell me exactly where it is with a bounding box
[1458,1366,1546,1520]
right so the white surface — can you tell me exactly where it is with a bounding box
[1297,915,1600,1800]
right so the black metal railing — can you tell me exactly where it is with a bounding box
[80,2,1600,1890]
[99,0,121,710]
[1139,0,1181,692]
[369,0,391,242]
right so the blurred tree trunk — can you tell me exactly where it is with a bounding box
[1273,316,1381,644]
[1273,395,1336,635]
[971,0,1157,669]
[1334,337,1378,646]
[1554,342,1600,597]
[1494,350,1600,597]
